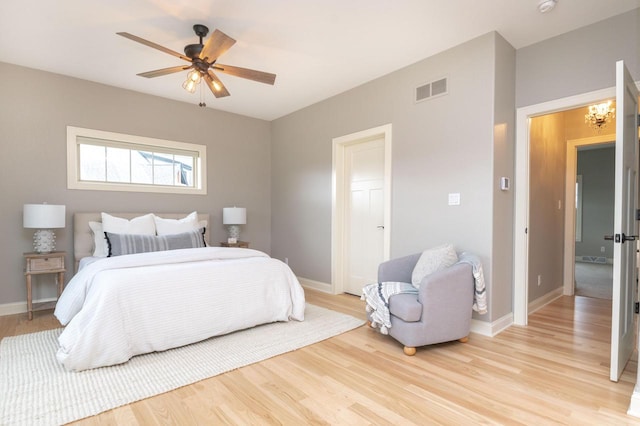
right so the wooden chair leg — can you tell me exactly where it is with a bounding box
[403,346,416,356]
[459,336,469,343]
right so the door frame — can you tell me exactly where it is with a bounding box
[563,137,614,297]
[332,124,392,294]
[514,87,616,325]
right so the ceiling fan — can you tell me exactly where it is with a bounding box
[117,24,276,103]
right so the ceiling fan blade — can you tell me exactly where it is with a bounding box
[137,65,192,78]
[117,32,191,62]
[214,64,276,85]
[199,29,236,63]
[204,71,230,98]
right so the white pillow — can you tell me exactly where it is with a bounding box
[154,212,199,235]
[101,213,156,236]
[411,244,459,288]
[89,221,108,257]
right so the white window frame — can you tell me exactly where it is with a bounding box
[67,126,207,195]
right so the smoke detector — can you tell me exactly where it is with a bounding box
[538,0,558,13]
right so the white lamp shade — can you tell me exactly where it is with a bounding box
[223,207,246,225]
[23,204,66,229]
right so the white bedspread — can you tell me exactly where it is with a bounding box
[54,247,305,371]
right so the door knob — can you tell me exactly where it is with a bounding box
[377,225,385,229]
[604,234,639,243]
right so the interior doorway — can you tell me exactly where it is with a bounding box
[331,124,392,295]
[573,144,615,300]
[515,62,639,384]
[563,132,615,296]
[514,86,618,325]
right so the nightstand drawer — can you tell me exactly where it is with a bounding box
[27,256,64,272]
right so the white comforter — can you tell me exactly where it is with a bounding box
[54,247,305,371]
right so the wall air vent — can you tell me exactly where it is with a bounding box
[415,77,448,103]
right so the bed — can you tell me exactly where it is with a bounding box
[53,212,305,371]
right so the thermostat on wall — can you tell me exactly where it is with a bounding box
[500,177,510,191]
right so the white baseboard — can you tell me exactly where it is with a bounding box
[472,288,562,338]
[471,312,513,337]
[628,385,640,418]
[0,297,57,317]
[529,287,563,315]
[298,277,333,294]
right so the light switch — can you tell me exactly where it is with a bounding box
[448,193,461,206]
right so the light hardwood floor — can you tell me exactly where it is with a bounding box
[2,290,640,425]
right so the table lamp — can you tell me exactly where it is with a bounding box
[223,207,246,242]
[23,203,66,253]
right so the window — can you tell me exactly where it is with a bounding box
[67,126,206,194]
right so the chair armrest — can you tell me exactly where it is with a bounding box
[378,253,421,283]
[418,263,474,318]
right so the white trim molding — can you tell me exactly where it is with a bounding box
[628,385,640,417]
[529,287,564,315]
[331,123,392,294]
[471,314,512,337]
[0,298,57,317]
[297,277,332,294]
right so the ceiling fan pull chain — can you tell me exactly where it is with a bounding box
[199,80,206,107]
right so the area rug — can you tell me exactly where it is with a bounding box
[0,304,363,426]
[575,262,613,300]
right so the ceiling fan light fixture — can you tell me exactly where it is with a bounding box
[118,23,276,104]
[187,69,201,83]
[182,78,198,93]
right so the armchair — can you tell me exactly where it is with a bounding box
[371,253,474,355]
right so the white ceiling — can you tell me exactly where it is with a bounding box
[1,0,638,121]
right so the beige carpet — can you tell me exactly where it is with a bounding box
[0,304,363,426]
[575,262,613,300]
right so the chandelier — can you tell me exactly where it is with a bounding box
[585,101,615,131]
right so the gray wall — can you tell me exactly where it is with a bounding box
[0,62,272,305]
[491,34,516,320]
[516,8,640,108]
[575,147,615,259]
[272,32,516,322]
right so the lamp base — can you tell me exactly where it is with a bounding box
[33,229,56,253]
[227,225,241,240]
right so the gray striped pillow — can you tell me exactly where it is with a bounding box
[105,228,206,257]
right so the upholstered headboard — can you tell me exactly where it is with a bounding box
[73,212,211,272]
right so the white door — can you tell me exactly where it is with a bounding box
[344,138,385,295]
[610,60,639,382]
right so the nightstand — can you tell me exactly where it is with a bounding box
[24,251,66,320]
[220,241,249,248]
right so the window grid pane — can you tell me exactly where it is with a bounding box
[79,144,106,182]
[68,126,206,195]
[78,143,197,188]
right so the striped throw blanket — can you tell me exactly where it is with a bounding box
[361,281,417,334]
[457,252,488,315]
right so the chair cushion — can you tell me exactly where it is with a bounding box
[411,244,458,288]
[389,294,422,322]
